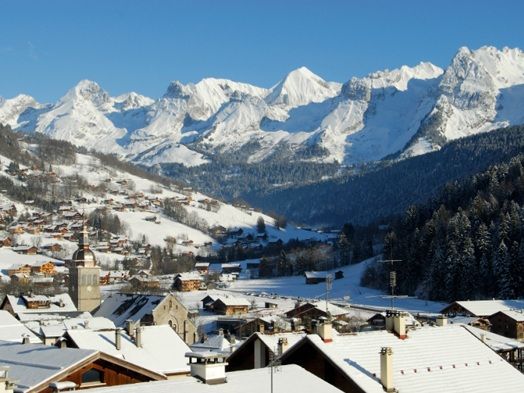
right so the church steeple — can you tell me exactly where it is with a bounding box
[69,222,100,313]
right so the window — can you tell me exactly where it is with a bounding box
[81,368,104,385]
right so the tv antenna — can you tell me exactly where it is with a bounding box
[377,259,402,309]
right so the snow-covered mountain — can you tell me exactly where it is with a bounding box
[2,46,524,167]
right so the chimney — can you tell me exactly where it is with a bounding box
[380,347,395,392]
[186,352,228,384]
[115,328,122,350]
[480,333,486,343]
[317,321,333,343]
[125,320,136,337]
[435,315,447,327]
[22,334,30,345]
[135,326,143,348]
[385,310,394,332]
[0,367,15,393]
[277,337,288,356]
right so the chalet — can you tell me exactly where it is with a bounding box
[441,299,524,317]
[41,243,62,252]
[6,264,32,276]
[0,341,164,393]
[489,310,524,340]
[64,325,191,379]
[9,226,25,235]
[94,293,198,345]
[304,270,344,285]
[10,273,30,284]
[12,246,38,255]
[0,293,77,318]
[0,237,15,247]
[279,318,524,393]
[29,276,55,288]
[173,272,203,292]
[79,363,340,393]
[30,261,56,276]
[285,301,349,322]
[211,297,250,316]
[236,316,291,338]
[128,275,160,290]
[221,263,241,274]
[195,262,209,274]
[62,211,83,221]
[226,332,305,371]
[201,295,218,311]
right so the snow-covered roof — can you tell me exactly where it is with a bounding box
[493,309,524,322]
[255,331,306,354]
[37,316,116,339]
[0,311,41,343]
[176,272,203,281]
[463,325,524,352]
[0,248,64,271]
[190,333,240,354]
[310,301,350,317]
[443,300,524,317]
[94,293,164,326]
[214,296,250,307]
[0,340,97,392]
[304,271,328,279]
[66,325,190,376]
[83,364,343,393]
[5,293,77,316]
[290,325,524,393]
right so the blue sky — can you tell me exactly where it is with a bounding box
[1,0,523,102]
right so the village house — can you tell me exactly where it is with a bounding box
[80,361,341,393]
[284,301,350,325]
[64,325,191,379]
[12,246,38,255]
[30,261,56,276]
[6,264,32,277]
[211,297,250,316]
[128,275,160,290]
[0,340,164,393]
[304,270,344,285]
[226,331,305,371]
[278,314,524,393]
[0,293,78,319]
[94,293,198,345]
[173,272,204,292]
[441,299,524,317]
[489,310,524,341]
[236,316,291,338]
[194,262,209,274]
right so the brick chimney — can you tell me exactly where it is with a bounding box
[380,347,395,392]
[186,352,228,384]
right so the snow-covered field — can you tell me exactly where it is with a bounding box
[227,258,446,314]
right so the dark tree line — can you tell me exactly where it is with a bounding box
[248,125,524,226]
[362,155,524,302]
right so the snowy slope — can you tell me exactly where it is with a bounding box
[3,45,524,167]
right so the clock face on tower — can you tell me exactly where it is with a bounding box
[87,286,92,292]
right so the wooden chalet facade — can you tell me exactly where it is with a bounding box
[173,273,203,292]
[212,298,250,316]
[31,261,56,276]
[489,310,524,340]
[0,342,165,393]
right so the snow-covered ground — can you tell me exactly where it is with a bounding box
[226,257,445,314]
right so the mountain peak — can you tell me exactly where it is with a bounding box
[266,67,340,108]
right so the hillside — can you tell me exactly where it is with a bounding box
[0,124,328,277]
[361,154,524,302]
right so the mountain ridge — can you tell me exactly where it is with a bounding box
[1,45,524,169]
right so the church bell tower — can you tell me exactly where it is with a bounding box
[68,224,101,313]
